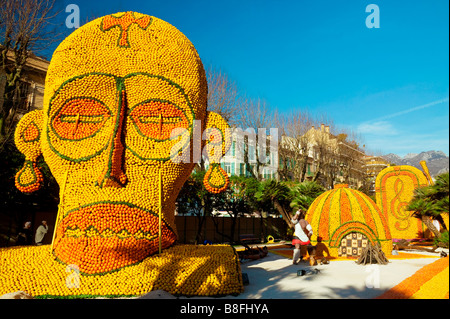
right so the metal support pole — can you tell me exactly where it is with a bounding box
[51,169,69,255]
[159,113,163,254]
[159,168,162,254]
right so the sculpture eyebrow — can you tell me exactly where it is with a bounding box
[99,12,152,48]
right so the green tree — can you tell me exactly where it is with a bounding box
[1,0,61,142]
[177,173,262,244]
[289,180,326,212]
[235,176,262,213]
[255,180,293,227]
[210,176,252,244]
[176,170,222,244]
[406,172,449,248]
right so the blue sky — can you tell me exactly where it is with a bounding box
[52,0,449,157]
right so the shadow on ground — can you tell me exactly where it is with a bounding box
[230,253,413,299]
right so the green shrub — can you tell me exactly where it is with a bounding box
[434,230,449,248]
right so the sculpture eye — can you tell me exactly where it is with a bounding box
[129,99,188,140]
[52,98,111,141]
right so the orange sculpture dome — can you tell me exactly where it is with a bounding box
[306,184,392,257]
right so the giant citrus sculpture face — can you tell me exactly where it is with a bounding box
[14,12,230,274]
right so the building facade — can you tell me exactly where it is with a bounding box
[278,124,366,189]
[0,51,49,124]
[213,128,279,180]
[363,155,390,195]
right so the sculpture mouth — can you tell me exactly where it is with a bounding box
[53,202,176,274]
[57,202,163,240]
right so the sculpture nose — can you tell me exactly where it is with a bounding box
[97,83,128,188]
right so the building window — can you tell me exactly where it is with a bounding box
[16,81,32,112]
[248,145,255,162]
[223,162,231,174]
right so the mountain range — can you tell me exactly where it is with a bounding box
[382,151,449,177]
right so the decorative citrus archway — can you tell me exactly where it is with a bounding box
[329,221,380,248]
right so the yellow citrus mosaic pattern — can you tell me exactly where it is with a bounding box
[410,264,449,299]
[203,111,232,193]
[12,11,231,277]
[14,110,44,193]
[376,256,449,299]
[0,245,243,298]
[306,184,392,257]
[375,166,429,239]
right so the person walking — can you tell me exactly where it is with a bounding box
[291,210,316,266]
[35,220,48,245]
[16,221,33,246]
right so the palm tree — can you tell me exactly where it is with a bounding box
[290,181,326,212]
[432,172,449,213]
[255,180,293,227]
[406,172,449,248]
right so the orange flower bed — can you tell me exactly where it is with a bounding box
[376,257,449,299]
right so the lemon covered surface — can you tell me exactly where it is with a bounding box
[0,244,243,298]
